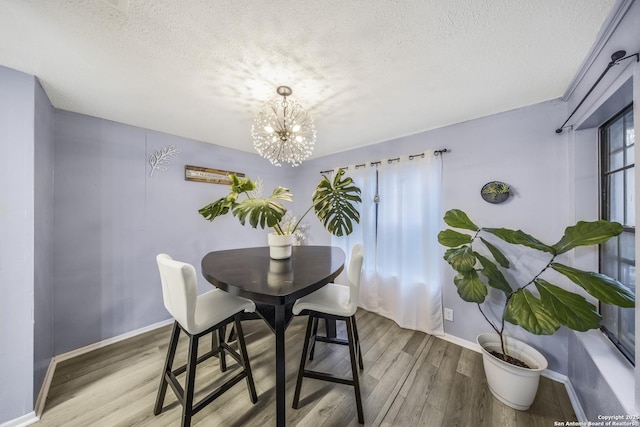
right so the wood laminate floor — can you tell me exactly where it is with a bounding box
[36,309,577,426]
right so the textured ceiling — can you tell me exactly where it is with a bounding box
[0,0,616,159]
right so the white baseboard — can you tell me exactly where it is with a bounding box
[441,332,481,352]
[563,379,587,422]
[440,333,586,421]
[28,318,174,424]
[0,412,38,427]
[34,359,56,417]
[54,318,173,363]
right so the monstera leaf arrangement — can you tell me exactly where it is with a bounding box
[199,169,361,237]
[438,209,635,362]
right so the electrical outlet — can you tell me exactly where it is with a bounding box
[444,308,454,322]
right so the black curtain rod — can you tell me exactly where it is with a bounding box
[555,50,639,134]
[320,166,348,174]
[319,148,448,174]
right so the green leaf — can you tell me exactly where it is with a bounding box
[504,289,560,335]
[232,186,292,229]
[198,197,234,221]
[535,279,601,331]
[552,221,623,254]
[551,263,635,308]
[443,245,477,273]
[438,229,473,247]
[229,173,256,194]
[199,174,258,223]
[312,169,362,237]
[484,228,555,254]
[475,253,512,295]
[480,237,510,268]
[453,271,488,303]
[443,209,479,231]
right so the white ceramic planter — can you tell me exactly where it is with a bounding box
[268,233,294,259]
[477,333,548,411]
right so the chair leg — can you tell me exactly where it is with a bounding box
[351,315,363,370]
[154,321,181,415]
[228,325,236,341]
[309,316,319,361]
[181,334,200,427]
[217,326,227,372]
[234,316,258,403]
[346,317,364,424]
[292,314,315,409]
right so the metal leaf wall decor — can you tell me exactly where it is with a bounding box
[149,145,181,177]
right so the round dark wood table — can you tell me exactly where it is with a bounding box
[201,245,345,427]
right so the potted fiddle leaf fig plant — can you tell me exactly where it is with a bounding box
[438,209,634,410]
[199,169,361,258]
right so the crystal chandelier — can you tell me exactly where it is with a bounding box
[252,86,316,167]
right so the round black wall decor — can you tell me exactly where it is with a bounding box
[481,181,510,204]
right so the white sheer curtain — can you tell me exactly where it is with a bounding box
[329,165,376,301]
[332,152,444,335]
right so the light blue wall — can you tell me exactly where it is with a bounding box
[0,66,36,423]
[561,0,640,418]
[568,332,626,420]
[52,110,290,354]
[297,99,572,374]
[33,79,55,403]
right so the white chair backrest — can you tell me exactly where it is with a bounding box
[156,254,198,333]
[347,244,365,306]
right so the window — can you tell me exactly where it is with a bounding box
[599,104,635,363]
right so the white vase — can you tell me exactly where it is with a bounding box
[476,333,548,411]
[268,233,294,259]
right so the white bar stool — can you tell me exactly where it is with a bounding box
[291,245,365,424]
[154,254,258,427]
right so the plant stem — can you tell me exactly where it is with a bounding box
[521,255,556,290]
[477,303,500,335]
[498,294,513,358]
[290,204,315,234]
[478,302,508,362]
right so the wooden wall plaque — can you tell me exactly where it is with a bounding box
[184,165,245,185]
